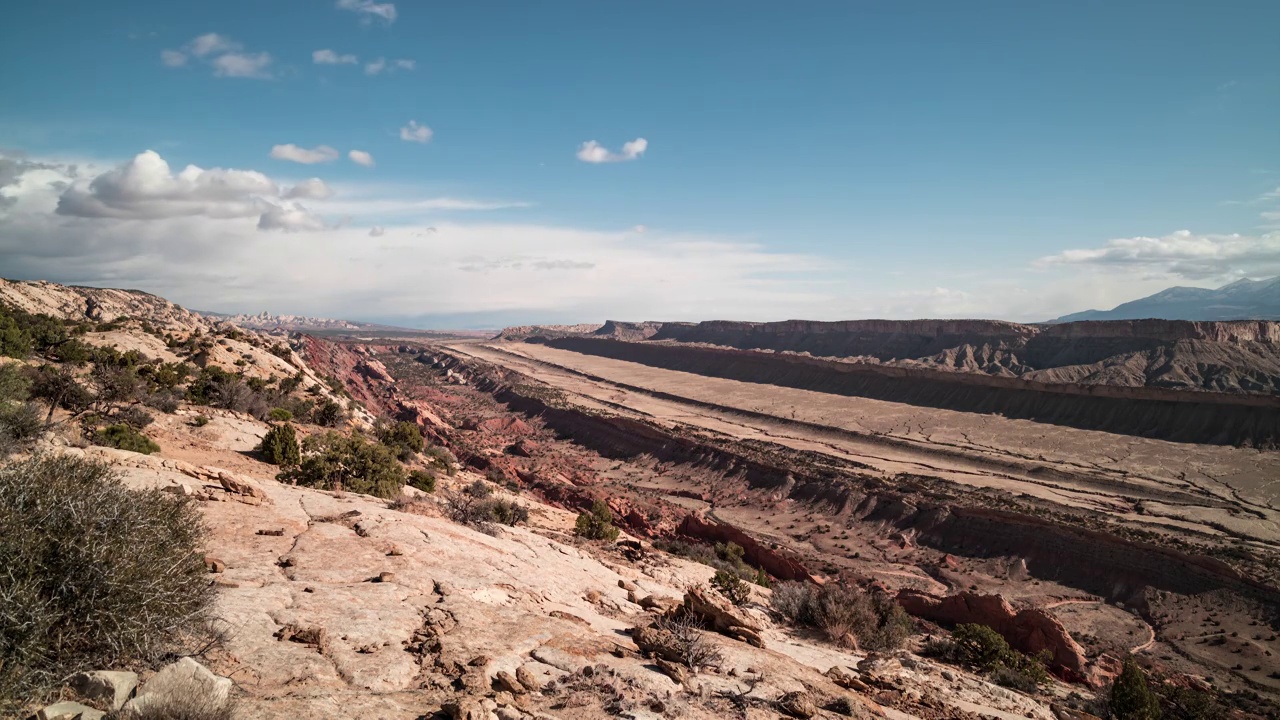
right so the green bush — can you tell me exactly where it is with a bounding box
[0,455,213,710]
[278,431,406,498]
[0,364,31,404]
[408,469,437,492]
[711,569,752,606]
[191,414,211,427]
[313,399,346,427]
[1110,656,1161,720]
[95,424,161,454]
[768,581,912,651]
[574,499,620,541]
[259,423,301,467]
[424,445,458,475]
[29,365,93,422]
[268,407,293,422]
[927,623,1052,691]
[378,420,424,461]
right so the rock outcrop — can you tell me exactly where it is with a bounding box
[896,590,1090,681]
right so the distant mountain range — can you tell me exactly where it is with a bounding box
[1049,277,1280,323]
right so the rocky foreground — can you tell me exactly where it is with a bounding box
[29,418,1060,720]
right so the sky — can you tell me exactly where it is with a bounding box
[1,0,1279,328]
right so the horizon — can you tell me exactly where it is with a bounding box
[2,1,1279,327]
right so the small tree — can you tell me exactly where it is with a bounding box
[278,431,406,498]
[408,469,436,492]
[1110,656,1161,720]
[259,423,301,467]
[574,499,620,541]
[378,420,424,461]
[711,570,752,606]
[95,424,161,454]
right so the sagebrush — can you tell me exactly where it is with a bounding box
[0,455,214,710]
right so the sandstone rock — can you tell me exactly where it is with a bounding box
[631,623,685,665]
[68,669,137,710]
[444,697,497,720]
[619,579,638,592]
[515,665,542,692]
[121,658,231,717]
[776,690,818,718]
[639,594,680,613]
[897,590,1089,680]
[36,701,105,720]
[653,657,687,684]
[493,669,524,694]
[217,471,268,500]
[679,586,764,647]
[204,556,226,573]
[826,666,871,693]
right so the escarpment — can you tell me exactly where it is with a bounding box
[539,337,1280,447]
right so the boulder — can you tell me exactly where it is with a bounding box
[678,586,765,647]
[120,657,231,717]
[35,702,105,720]
[631,623,685,665]
[68,670,138,710]
[218,472,268,500]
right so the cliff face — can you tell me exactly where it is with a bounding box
[541,337,1280,447]
[0,278,208,330]
[501,316,1280,396]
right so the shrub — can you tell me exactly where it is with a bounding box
[278,431,406,498]
[144,390,182,414]
[259,423,301,467]
[0,364,31,404]
[147,362,193,390]
[0,455,213,710]
[653,615,723,671]
[408,469,437,492]
[768,581,912,651]
[115,405,155,429]
[268,407,293,422]
[928,623,1052,692]
[0,402,43,452]
[378,420,424,461]
[313,399,346,427]
[575,499,620,541]
[95,424,161,454]
[424,445,458,474]
[711,570,752,606]
[191,414,211,427]
[1110,656,1161,720]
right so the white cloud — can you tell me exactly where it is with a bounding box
[285,178,333,200]
[369,226,385,237]
[46,150,330,236]
[576,138,648,163]
[189,33,235,57]
[337,0,397,22]
[399,121,433,143]
[348,150,375,167]
[633,224,647,234]
[313,49,358,65]
[211,52,273,79]
[270,144,339,164]
[258,202,326,232]
[160,50,188,67]
[162,34,272,79]
[365,57,414,75]
[1037,229,1280,281]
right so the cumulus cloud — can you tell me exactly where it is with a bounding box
[394,59,416,70]
[47,150,330,237]
[337,0,397,22]
[576,138,648,163]
[399,121,432,143]
[160,50,188,67]
[363,58,414,75]
[364,58,386,75]
[313,49,358,65]
[348,150,375,167]
[270,144,339,164]
[284,178,333,200]
[1037,229,1280,281]
[369,226,385,237]
[257,202,326,232]
[162,34,272,79]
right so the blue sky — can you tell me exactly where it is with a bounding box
[2,1,1279,327]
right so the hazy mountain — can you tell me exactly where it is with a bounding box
[1049,277,1280,323]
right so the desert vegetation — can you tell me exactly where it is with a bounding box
[922,623,1051,692]
[574,499,621,541]
[0,455,214,712]
[770,581,912,651]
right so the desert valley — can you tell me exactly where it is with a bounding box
[3,278,1279,720]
